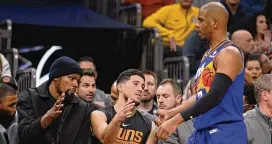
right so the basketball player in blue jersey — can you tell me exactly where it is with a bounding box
[156,2,247,144]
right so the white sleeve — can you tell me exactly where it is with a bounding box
[0,53,12,77]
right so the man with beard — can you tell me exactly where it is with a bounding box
[91,69,156,144]
[156,79,194,144]
[17,56,92,144]
[78,56,111,108]
[77,69,101,111]
[0,76,19,144]
[138,70,157,115]
[156,2,247,143]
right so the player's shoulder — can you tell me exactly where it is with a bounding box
[220,42,242,57]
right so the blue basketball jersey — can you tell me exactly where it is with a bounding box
[193,40,244,130]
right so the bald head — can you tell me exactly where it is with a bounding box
[231,30,255,54]
[201,2,229,24]
[110,81,118,105]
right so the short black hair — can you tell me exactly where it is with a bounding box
[79,56,95,64]
[244,83,256,105]
[244,54,262,67]
[82,69,96,77]
[0,83,17,102]
[117,69,145,85]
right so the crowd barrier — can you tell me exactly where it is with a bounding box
[88,0,142,27]
[88,0,120,19]
[138,28,164,79]
[16,68,36,93]
[163,56,190,89]
[119,3,142,27]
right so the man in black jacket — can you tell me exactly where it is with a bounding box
[17,56,92,144]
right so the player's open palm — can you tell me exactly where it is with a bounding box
[46,93,65,120]
[116,98,135,122]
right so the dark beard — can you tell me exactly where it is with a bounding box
[141,98,153,103]
[0,110,15,129]
[55,79,63,96]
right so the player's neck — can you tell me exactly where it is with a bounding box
[209,34,228,51]
[259,104,272,118]
[138,99,154,112]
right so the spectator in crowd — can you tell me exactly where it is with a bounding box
[232,29,272,73]
[77,69,101,110]
[17,56,92,144]
[243,83,256,113]
[245,12,272,73]
[121,0,175,20]
[232,29,255,54]
[220,0,247,33]
[237,12,271,54]
[156,79,194,144]
[79,56,96,73]
[78,56,111,108]
[245,12,271,55]
[91,69,156,144]
[192,0,220,7]
[244,54,263,84]
[77,69,96,103]
[143,0,199,57]
[110,81,118,105]
[138,70,157,115]
[0,53,11,77]
[0,76,19,144]
[244,74,272,144]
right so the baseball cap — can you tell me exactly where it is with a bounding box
[0,76,18,91]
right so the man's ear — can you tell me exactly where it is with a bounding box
[176,94,182,105]
[117,83,123,93]
[94,71,98,79]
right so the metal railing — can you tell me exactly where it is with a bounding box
[0,19,12,51]
[16,68,36,93]
[139,28,164,78]
[119,3,142,27]
[88,0,120,19]
[163,56,190,89]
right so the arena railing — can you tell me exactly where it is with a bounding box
[163,56,190,90]
[138,28,164,80]
[0,19,12,51]
[16,68,36,93]
[87,0,120,19]
[0,19,19,77]
[119,3,142,27]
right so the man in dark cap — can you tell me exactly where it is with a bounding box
[0,76,19,144]
[17,56,92,144]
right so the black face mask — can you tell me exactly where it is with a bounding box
[0,110,15,129]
